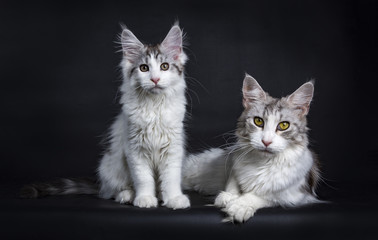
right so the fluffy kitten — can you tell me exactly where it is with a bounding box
[21,24,190,210]
[182,74,321,221]
[98,23,190,209]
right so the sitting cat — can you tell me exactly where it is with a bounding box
[21,23,190,210]
[97,23,190,209]
[182,74,321,221]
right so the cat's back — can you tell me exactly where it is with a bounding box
[182,148,228,195]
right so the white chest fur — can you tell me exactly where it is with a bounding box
[234,146,313,195]
[122,92,186,163]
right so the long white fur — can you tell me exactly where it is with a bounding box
[98,24,190,209]
[182,75,320,222]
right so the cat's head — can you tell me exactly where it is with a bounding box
[237,74,314,155]
[120,23,187,94]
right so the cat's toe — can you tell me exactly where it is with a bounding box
[214,191,237,208]
[115,189,134,204]
[235,206,254,223]
[225,203,255,223]
[133,195,158,208]
[164,195,190,210]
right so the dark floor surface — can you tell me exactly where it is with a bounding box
[1,181,377,240]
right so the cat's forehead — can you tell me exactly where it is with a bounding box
[140,44,166,63]
[145,45,161,57]
[246,96,295,120]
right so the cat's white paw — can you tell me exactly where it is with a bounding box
[115,190,135,204]
[223,200,256,223]
[214,191,238,208]
[133,195,158,208]
[164,195,190,210]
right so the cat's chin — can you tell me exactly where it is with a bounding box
[255,148,278,156]
[261,150,275,155]
[147,86,165,94]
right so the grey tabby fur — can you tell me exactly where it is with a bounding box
[183,74,322,222]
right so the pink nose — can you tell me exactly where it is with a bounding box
[262,140,272,147]
[151,78,160,85]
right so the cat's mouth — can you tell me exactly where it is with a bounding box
[250,144,276,154]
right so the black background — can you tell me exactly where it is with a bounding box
[1,0,378,201]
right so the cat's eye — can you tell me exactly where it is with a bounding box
[160,62,169,71]
[253,117,264,128]
[277,121,290,131]
[139,64,149,72]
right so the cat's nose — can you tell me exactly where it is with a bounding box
[151,78,160,85]
[262,140,272,147]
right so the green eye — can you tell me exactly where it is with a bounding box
[277,121,290,131]
[254,117,264,127]
[139,64,149,72]
[160,62,169,71]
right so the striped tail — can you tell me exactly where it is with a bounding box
[20,177,99,198]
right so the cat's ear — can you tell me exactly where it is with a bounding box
[120,26,144,62]
[287,81,314,116]
[161,23,183,61]
[242,74,266,108]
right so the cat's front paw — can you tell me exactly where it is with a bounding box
[223,200,256,223]
[133,195,158,208]
[164,195,190,210]
[214,191,238,208]
[115,189,135,204]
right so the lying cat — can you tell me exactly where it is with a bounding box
[183,74,321,222]
[21,23,190,210]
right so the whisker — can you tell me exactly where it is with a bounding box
[223,143,252,177]
[183,46,198,62]
[226,146,254,180]
[185,90,194,116]
[186,87,201,104]
[186,76,210,94]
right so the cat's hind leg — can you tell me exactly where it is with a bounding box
[115,189,135,204]
[98,115,135,203]
[98,150,134,203]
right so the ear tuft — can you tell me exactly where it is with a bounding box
[242,74,266,108]
[120,26,144,62]
[161,24,183,61]
[287,81,314,116]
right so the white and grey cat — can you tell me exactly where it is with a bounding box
[182,74,321,222]
[98,23,190,209]
[21,24,190,210]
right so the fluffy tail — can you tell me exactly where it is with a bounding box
[20,177,99,199]
[182,148,227,195]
